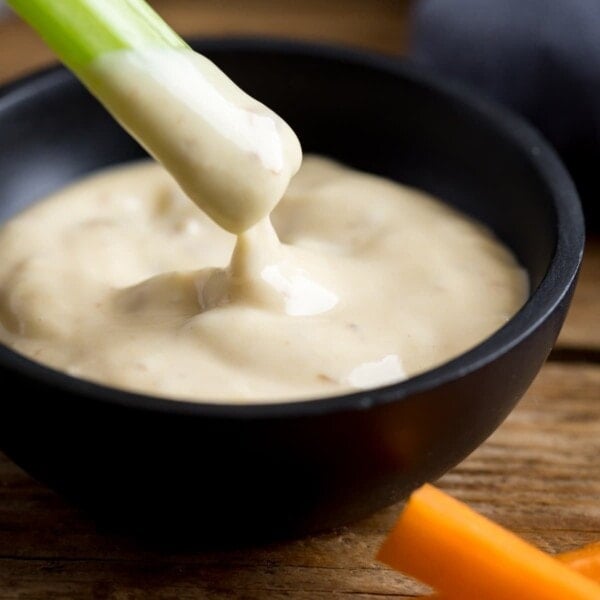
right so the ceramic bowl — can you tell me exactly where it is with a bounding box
[0,39,584,540]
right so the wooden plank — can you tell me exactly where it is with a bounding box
[154,0,409,54]
[558,234,600,350]
[0,362,597,598]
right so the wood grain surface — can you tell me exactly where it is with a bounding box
[0,2,598,598]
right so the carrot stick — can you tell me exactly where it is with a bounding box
[422,544,600,598]
[419,543,600,598]
[420,545,600,597]
[377,484,600,600]
[558,542,600,584]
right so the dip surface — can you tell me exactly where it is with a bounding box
[0,157,527,403]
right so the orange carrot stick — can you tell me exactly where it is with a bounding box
[558,542,600,584]
[377,484,600,600]
[419,545,600,598]
[420,544,600,598]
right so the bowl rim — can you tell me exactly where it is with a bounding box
[0,37,585,419]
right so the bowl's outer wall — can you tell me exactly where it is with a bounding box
[0,42,582,537]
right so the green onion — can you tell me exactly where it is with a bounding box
[7,0,188,74]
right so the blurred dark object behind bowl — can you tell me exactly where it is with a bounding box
[411,0,599,230]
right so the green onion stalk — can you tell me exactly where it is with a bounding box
[7,0,188,82]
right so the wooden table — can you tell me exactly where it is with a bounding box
[0,3,598,598]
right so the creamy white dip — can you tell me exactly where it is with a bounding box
[0,157,528,402]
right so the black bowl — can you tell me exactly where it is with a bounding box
[0,39,584,540]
